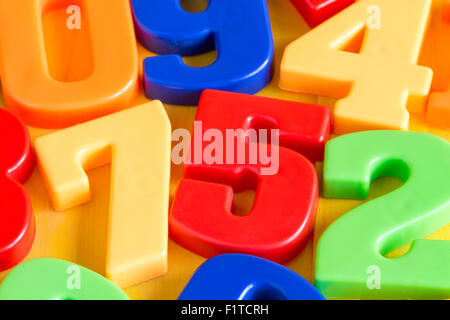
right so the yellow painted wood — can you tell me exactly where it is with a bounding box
[0,0,448,299]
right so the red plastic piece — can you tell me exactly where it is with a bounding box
[0,109,35,271]
[426,0,450,128]
[189,89,331,163]
[169,90,331,263]
[444,0,450,23]
[290,0,355,28]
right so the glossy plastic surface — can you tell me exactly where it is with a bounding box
[281,0,433,133]
[0,258,129,300]
[34,102,172,288]
[0,0,139,128]
[0,109,35,271]
[179,254,325,300]
[131,0,274,105]
[317,131,450,299]
[290,0,355,28]
[169,90,331,262]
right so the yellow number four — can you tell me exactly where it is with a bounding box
[281,0,433,134]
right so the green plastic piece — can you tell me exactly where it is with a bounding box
[316,131,450,299]
[0,258,129,300]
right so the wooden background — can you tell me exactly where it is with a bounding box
[0,0,449,299]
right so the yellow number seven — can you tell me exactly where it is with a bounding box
[34,102,172,288]
[280,0,433,134]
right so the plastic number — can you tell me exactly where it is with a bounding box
[179,254,325,300]
[0,0,138,128]
[0,258,128,300]
[316,131,450,299]
[170,90,331,262]
[34,102,171,288]
[281,0,433,133]
[131,0,274,105]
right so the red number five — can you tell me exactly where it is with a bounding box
[170,90,331,262]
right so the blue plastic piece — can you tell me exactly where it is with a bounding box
[178,254,326,300]
[130,0,274,105]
